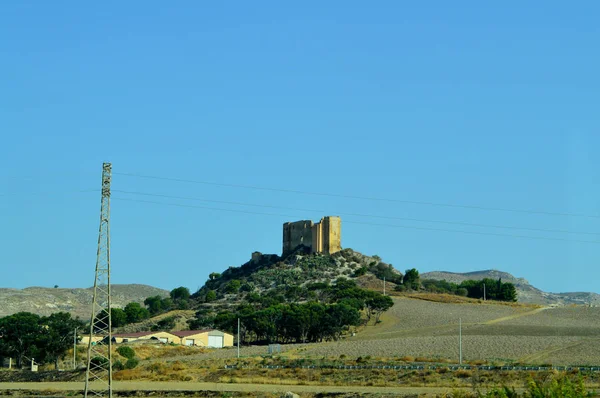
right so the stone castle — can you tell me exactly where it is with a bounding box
[282,216,341,256]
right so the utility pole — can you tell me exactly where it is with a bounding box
[383,277,386,296]
[483,283,486,301]
[459,317,462,365]
[84,163,113,398]
[73,327,78,370]
[237,318,240,359]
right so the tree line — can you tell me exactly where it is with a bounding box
[420,277,517,302]
[105,286,192,329]
[189,279,394,344]
[0,312,83,369]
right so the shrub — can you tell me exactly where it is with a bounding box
[112,360,125,371]
[205,290,217,302]
[225,280,242,294]
[116,346,136,359]
[90,356,109,368]
[456,287,468,296]
[125,358,139,369]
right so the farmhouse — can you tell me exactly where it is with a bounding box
[111,331,178,344]
[171,329,234,348]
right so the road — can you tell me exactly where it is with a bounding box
[0,381,479,396]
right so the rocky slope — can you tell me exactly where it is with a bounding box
[0,284,169,319]
[421,270,600,306]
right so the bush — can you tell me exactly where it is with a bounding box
[90,356,109,368]
[112,360,125,371]
[456,287,468,297]
[125,358,139,369]
[205,290,217,302]
[394,284,406,292]
[225,280,242,294]
[116,346,136,359]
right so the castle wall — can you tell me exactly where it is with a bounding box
[282,216,341,256]
[282,220,314,256]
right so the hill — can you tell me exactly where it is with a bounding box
[193,247,401,306]
[422,270,600,306]
[0,284,169,319]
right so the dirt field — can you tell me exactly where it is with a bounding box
[0,381,480,397]
[172,297,600,366]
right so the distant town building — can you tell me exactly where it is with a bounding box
[282,216,341,256]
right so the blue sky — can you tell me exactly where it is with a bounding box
[1,2,598,294]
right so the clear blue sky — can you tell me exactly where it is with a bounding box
[1,2,599,294]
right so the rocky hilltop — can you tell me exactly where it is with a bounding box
[422,270,600,306]
[0,284,169,319]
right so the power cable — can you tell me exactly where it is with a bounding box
[112,189,600,236]
[112,172,600,219]
[0,189,99,197]
[111,197,600,245]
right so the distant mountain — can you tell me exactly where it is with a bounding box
[0,284,169,319]
[421,270,600,306]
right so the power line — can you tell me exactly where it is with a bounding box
[112,172,600,219]
[0,189,99,197]
[112,189,600,236]
[111,197,600,245]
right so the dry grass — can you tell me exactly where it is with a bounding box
[132,344,206,360]
[394,292,540,308]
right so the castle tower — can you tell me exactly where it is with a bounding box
[312,216,341,255]
[282,220,314,256]
[282,216,341,256]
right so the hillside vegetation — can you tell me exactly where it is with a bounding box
[179,248,398,343]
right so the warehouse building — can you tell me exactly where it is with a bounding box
[171,329,234,348]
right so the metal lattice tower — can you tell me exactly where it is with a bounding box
[84,163,113,398]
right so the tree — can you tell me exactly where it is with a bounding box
[225,280,242,294]
[325,304,361,340]
[110,308,128,328]
[205,290,217,302]
[124,302,150,324]
[365,292,394,323]
[0,312,43,367]
[403,268,421,290]
[170,286,191,301]
[500,283,517,302]
[144,296,164,315]
[39,312,84,370]
[209,272,221,280]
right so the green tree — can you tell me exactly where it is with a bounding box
[39,312,84,370]
[365,292,394,323]
[0,312,43,367]
[110,308,128,328]
[205,290,217,302]
[500,282,517,302]
[225,280,242,294]
[403,268,421,290]
[124,302,150,324]
[209,272,221,280]
[170,286,191,301]
[325,304,361,339]
[144,295,164,315]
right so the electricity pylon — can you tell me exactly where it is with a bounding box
[84,163,113,397]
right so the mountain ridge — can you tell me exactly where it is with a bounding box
[0,284,169,319]
[422,269,600,306]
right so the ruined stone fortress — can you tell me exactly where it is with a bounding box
[282,216,341,256]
